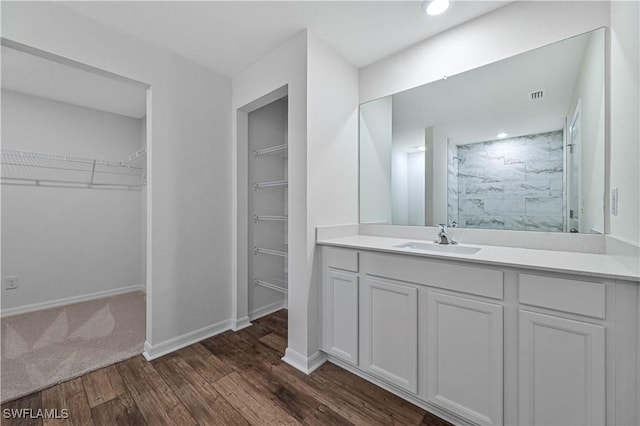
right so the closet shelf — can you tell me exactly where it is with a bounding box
[1,148,147,190]
[254,180,288,189]
[254,215,287,222]
[254,276,288,294]
[254,246,287,257]
[254,144,288,157]
[120,147,147,165]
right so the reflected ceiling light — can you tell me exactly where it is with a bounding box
[497,133,508,139]
[425,0,450,16]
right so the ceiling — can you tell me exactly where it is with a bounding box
[1,45,147,118]
[61,1,509,78]
[1,1,509,119]
[391,29,598,151]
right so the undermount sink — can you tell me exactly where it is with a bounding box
[394,241,481,255]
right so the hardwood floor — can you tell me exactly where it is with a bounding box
[1,310,452,426]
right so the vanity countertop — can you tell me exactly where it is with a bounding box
[317,234,640,282]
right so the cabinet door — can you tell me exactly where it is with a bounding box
[322,270,358,365]
[425,291,503,425]
[360,277,418,393]
[519,310,605,426]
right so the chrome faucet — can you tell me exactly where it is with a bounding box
[435,224,457,245]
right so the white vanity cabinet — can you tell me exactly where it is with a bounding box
[517,273,607,426]
[319,244,639,426]
[425,291,503,425]
[360,277,418,392]
[321,248,359,365]
[518,310,605,426]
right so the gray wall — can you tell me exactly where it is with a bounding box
[451,130,564,232]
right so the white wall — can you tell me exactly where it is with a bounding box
[610,1,640,246]
[407,151,425,226]
[307,32,359,357]
[360,2,610,103]
[1,2,233,349]
[391,148,409,225]
[1,90,142,310]
[359,96,392,224]
[567,30,605,234]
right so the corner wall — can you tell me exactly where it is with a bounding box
[609,1,640,246]
[1,2,233,350]
[306,32,359,359]
[232,31,358,370]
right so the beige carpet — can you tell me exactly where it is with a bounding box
[1,291,145,403]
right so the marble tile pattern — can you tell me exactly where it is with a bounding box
[449,131,565,232]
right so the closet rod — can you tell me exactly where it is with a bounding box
[253,247,287,257]
[254,144,288,157]
[254,180,288,189]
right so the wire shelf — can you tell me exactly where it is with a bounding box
[1,148,146,190]
[254,215,288,222]
[254,180,288,189]
[254,246,287,257]
[254,144,288,157]
[254,276,288,294]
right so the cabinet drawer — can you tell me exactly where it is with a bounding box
[361,252,503,300]
[518,273,605,319]
[325,247,359,272]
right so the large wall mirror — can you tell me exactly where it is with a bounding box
[360,28,605,233]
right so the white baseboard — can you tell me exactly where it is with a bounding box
[249,299,287,321]
[282,347,327,375]
[143,318,232,361]
[232,316,252,331]
[327,355,475,426]
[1,284,146,318]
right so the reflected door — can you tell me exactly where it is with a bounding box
[567,101,582,232]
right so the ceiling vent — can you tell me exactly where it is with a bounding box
[529,89,545,101]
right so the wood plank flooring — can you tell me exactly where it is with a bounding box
[1,310,452,426]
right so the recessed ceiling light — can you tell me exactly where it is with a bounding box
[425,0,450,16]
[497,133,508,139]
[416,145,426,151]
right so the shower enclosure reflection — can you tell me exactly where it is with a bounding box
[359,28,605,233]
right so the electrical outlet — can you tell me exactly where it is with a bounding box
[6,276,19,290]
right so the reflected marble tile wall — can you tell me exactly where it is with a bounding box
[448,130,564,232]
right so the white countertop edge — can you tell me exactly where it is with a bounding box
[316,235,640,282]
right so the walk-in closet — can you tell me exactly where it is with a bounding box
[0,43,148,402]
[248,97,288,319]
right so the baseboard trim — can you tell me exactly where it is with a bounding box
[282,347,327,375]
[143,318,232,361]
[327,355,475,426]
[249,300,287,321]
[1,284,146,318]
[232,316,252,331]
